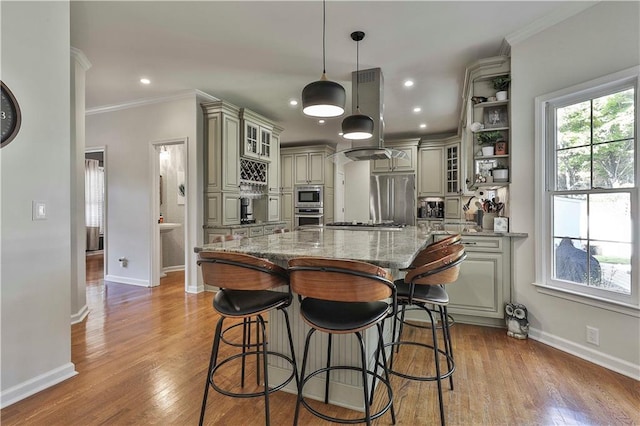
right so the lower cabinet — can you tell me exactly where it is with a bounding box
[206,192,240,226]
[281,192,293,230]
[206,222,285,243]
[435,234,511,327]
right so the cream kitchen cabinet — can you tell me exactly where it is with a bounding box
[281,145,335,187]
[372,139,418,173]
[417,146,444,196]
[294,152,324,185]
[280,154,294,193]
[281,192,293,230]
[444,197,462,220]
[202,101,242,229]
[240,108,275,162]
[435,234,511,327]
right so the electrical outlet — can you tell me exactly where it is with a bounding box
[586,326,600,346]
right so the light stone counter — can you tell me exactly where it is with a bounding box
[195,226,431,269]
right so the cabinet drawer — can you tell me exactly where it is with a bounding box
[263,225,276,234]
[460,236,503,252]
[232,229,249,238]
[249,227,264,237]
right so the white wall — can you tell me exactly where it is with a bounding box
[0,1,77,407]
[86,96,201,289]
[510,2,640,377]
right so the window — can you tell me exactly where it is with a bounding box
[536,67,639,307]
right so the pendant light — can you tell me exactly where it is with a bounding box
[301,0,346,118]
[342,31,374,140]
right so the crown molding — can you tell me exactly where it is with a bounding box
[86,89,219,116]
[505,2,599,47]
[70,47,92,71]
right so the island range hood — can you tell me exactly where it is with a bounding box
[334,68,409,163]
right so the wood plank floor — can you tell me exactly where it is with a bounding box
[1,253,638,425]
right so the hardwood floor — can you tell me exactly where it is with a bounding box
[1,253,638,425]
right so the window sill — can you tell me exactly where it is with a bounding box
[533,282,640,318]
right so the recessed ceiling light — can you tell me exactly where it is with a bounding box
[404,80,414,88]
[338,132,344,136]
[140,78,151,85]
[318,119,326,125]
[419,123,427,129]
[413,107,422,113]
[289,99,298,106]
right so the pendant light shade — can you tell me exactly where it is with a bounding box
[301,0,345,118]
[302,74,346,118]
[342,31,373,140]
[342,113,374,140]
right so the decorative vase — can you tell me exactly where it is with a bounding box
[482,212,497,230]
[492,169,509,182]
[481,146,495,156]
[496,90,508,101]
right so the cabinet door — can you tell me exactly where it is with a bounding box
[281,192,293,230]
[447,251,505,319]
[372,157,392,173]
[222,115,241,192]
[267,195,280,222]
[222,194,240,225]
[393,145,417,172]
[205,193,220,225]
[418,147,443,196]
[294,153,310,184]
[445,197,461,220]
[259,127,272,161]
[281,154,294,192]
[445,143,459,195]
[268,134,280,193]
[308,152,324,184]
[324,187,334,224]
[242,121,260,159]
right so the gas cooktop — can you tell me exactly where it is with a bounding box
[325,222,407,231]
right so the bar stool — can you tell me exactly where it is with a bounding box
[387,244,466,426]
[288,257,397,426]
[197,251,298,426]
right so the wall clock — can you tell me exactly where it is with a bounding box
[1,81,22,148]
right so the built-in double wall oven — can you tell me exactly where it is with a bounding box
[294,185,323,227]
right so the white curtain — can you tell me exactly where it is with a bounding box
[85,159,104,250]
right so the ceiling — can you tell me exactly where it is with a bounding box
[70,1,591,146]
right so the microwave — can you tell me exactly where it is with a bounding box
[294,185,323,208]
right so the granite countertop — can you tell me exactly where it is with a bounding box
[195,226,431,269]
[203,221,286,230]
[431,230,528,238]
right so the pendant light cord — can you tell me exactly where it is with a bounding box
[355,36,360,110]
[322,0,326,74]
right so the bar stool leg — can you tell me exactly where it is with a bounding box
[257,315,270,426]
[324,334,332,404]
[281,309,300,388]
[426,308,445,426]
[376,322,396,424]
[294,328,315,426]
[241,318,248,386]
[440,306,454,390]
[355,332,372,426]
[200,317,224,426]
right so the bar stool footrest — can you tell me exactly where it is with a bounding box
[384,341,455,382]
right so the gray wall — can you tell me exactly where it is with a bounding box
[510,1,640,376]
[1,1,76,406]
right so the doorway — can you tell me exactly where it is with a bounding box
[150,138,188,288]
[85,148,106,279]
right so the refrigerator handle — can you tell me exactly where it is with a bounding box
[390,178,395,219]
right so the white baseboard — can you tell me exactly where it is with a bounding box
[0,362,77,409]
[528,327,640,380]
[70,304,89,325]
[104,274,150,287]
[162,265,185,273]
[186,284,204,294]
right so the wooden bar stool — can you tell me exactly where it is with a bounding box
[288,257,397,426]
[387,244,466,426]
[197,251,298,426]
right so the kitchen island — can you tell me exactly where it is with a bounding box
[195,226,430,411]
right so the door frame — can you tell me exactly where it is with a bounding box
[149,137,189,288]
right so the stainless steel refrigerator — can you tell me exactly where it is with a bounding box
[370,174,416,225]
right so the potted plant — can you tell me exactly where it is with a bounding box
[476,131,501,156]
[491,75,511,101]
[492,163,509,182]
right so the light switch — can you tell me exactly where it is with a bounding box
[32,201,47,220]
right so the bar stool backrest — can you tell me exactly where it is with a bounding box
[210,234,245,243]
[288,257,394,303]
[410,233,461,268]
[198,251,288,291]
[405,244,466,286]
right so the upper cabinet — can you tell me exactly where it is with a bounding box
[240,108,275,162]
[460,56,511,193]
[371,139,418,173]
[417,145,443,196]
[282,145,335,187]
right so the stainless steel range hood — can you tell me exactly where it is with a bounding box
[332,68,408,163]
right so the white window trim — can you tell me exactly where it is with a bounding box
[534,66,640,312]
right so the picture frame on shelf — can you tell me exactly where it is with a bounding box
[476,159,497,177]
[494,217,509,232]
[483,105,508,129]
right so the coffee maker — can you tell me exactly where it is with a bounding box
[240,198,254,224]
